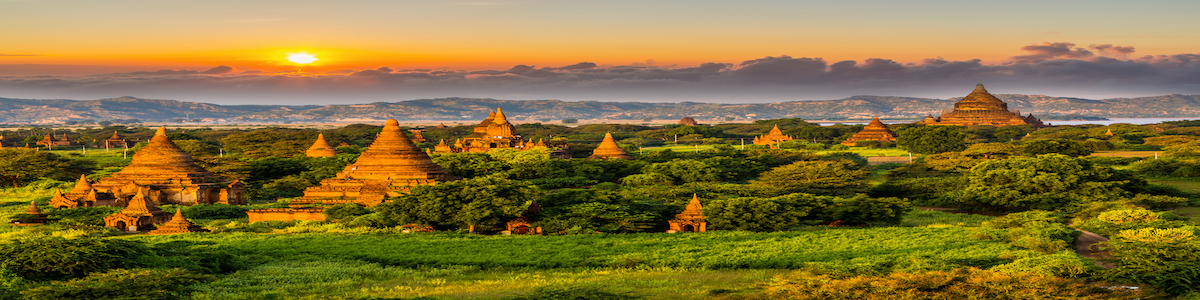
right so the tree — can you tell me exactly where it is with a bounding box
[897,126,967,154]
[704,194,830,231]
[642,159,724,184]
[1022,139,1093,157]
[752,160,868,195]
[376,176,536,233]
[957,154,1142,211]
[0,149,95,188]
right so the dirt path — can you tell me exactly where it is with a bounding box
[1074,229,1117,269]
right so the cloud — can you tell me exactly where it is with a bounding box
[1,42,1198,104]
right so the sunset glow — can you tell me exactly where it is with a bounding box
[286,53,319,64]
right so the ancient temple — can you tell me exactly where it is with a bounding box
[409,130,427,143]
[505,199,543,235]
[10,201,49,226]
[36,131,75,148]
[840,117,898,146]
[104,131,130,149]
[305,133,338,157]
[457,108,524,153]
[678,117,699,126]
[147,209,208,235]
[50,175,120,208]
[588,133,633,160]
[103,189,171,232]
[436,123,447,129]
[752,124,794,146]
[433,139,454,153]
[286,119,456,207]
[668,194,707,233]
[922,84,1044,127]
[89,127,245,206]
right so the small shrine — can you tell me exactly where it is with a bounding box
[436,123,447,128]
[840,117,898,146]
[104,131,130,149]
[1105,129,1115,136]
[752,125,793,146]
[668,194,707,233]
[458,108,524,153]
[505,199,544,235]
[10,201,49,226]
[433,139,454,153]
[103,189,171,232]
[49,175,121,208]
[147,209,209,235]
[678,117,699,126]
[922,84,1044,127]
[88,127,245,206]
[588,133,633,160]
[306,133,338,157]
[409,130,427,143]
[36,131,75,148]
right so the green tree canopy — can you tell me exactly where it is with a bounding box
[897,126,967,154]
[752,159,868,195]
[957,154,1144,211]
[1022,139,1093,157]
[0,149,95,188]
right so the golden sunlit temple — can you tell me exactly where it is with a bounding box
[841,117,898,146]
[752,124,793,146]
[922,84,1044,127]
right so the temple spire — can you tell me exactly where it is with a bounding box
[493,107,509,125]
[588,133,633,160]
[26,201,43,215]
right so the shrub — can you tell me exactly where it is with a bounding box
[1078,208,1186,237]
[1100,228,1200,295]
[704,194,829,231]
[975,211,1078,254]
[324,203,372,221]
[183,204,251,219]
[21,268,213,300]
[763,267,1149,299]
[0,237,148,280]
[753,160,868,195]
[870,177,963,207]
[44,206,121,227]
[825,195,911,225]
[504,287,644,300]
[620,173,674,186]
[989,250,1098,278]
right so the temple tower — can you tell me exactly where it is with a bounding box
[90,127,245,205]
[588,133,633,160]
[306,133,338,157]
[840,117,898,146]
[922,84,1044,127]
[668,194,707,232]
[753,124,794,146]
[103,189,170,232]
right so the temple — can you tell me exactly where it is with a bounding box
[678,117,699,126]
[147,209,209,235]
[10,201,49,226]
[286,119,456,207]
[409,130,427,143]
[305,133,338,157]
[588,133,633,160]
[668,194,707,233]
[104,131,131,149]
[36,131,75,148]
[922,84,1044,127]
[505,199,543,235]
[49,175,120,208]
[103,189,171,232]
[840,117,898,146]
[87,127,245,206]
[752,124,793,146]
[457,108,523,153]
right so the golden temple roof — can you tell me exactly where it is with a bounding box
[121,189,163,216]
[588,132,633,160]
[306,133,338,157]
[841,117,897,146]
[26,201,43,215]
[675,194,705,220]
[116,127,210,174]
[338,119,451,180]
[70,174,93,194]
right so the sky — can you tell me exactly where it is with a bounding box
[2,0,1199,105]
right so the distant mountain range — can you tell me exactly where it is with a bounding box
[3,94,1200,124]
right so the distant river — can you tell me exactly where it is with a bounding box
[812,118,1199,126]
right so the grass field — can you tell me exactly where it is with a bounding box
[1149,178,1200,193]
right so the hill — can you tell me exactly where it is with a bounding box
[3,94,1199,124]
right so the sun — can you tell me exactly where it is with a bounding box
[286,52,319,64]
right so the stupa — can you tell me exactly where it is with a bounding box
[50,175,120,208]
[90,127,245,205]
[459,108,524,153]
[840,117,898,146]
[678,117,699,126]
[147,209,208,235]
[286,119,456,207]
[668,194,707,232]
[752,124,794,146]
[409,130,427,143]
[305,133,338,157]
[588,133,633,160]
[103,189,171,232]
[922,84,1044,127]
[10,201,49,226]
[104,131,130,149]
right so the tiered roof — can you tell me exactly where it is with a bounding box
[90,127,244,205]
[840,117,898,146]
[668,194,707,232]
[147,209,207,235]
[923,84,1044,127]
[753,124,793,146]
[588,133,633,160]
[678,117,699,126]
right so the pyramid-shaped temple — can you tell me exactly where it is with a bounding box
[668,194,707,232]
[752,124,793,146]
[588,133,633,160]
[291,119,455,207]
[147,209,208,235]
[841,117,898,146]
[104,189,171,232]
[306,133,338,157]
[68,128,244,206]
[922,84,1044,127]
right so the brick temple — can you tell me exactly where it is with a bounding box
[841,117,898,146]
[922,84,1044,127]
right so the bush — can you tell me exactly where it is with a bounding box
[990,250,1098,278]
[1077,208,1186,237]
[183,204,251,219]
[44,206,121,227]
[763,267,1149,299]
[1100,228,1200,295]
[975,211,1079,254]
[324,203,372,221]
[504,287,643,300]
[704,194,829,231]
[825,195,911,225]
[21,268,213,300]
[0,237,148,280]
[620,173,674,186]
[870,177,963,207]
[752,160,868,195]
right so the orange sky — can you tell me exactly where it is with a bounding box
[3,0,1199,75]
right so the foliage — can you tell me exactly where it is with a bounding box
[505,287,644,300]
[1131,193,1190,209]
[990,250,1098,278]
[896,126,967,154]
[324,203,372,222]
[1022,139,1094,157]
[1099,228,1200,295]
[536,189,657,233]
[21,268,213,300]
[374,176,537,232]
[620,173,675,186]
[704,194,828,232]
[752,160,867,195]
[44,206,122,227]
[973,211,1079,254]
[0,237,148,280]
[825,195,910,225]
[870,177,963,207]
[956,154,1142,211]
[641,159,725,184]
[762,268,1149,300]
[1077,207,1186,237]
[0,149,95,188]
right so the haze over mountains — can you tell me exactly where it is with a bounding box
[3,94,1200,124]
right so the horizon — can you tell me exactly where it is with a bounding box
[2,0,1199,104]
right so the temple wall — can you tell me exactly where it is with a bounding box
[247,209,327,223]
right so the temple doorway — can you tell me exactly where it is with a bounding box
[682,224,695,232]
[514,225,530,234]
[115,221,128,231]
